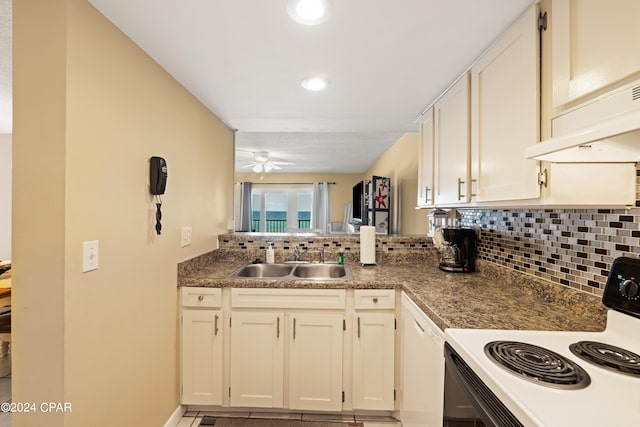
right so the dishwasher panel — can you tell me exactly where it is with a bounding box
[400,292,445,427]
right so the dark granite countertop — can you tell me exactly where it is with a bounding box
[178,251,607,333]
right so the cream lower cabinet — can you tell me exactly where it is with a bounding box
[181,287,224,405]
[289,313,344,411]
[183,287,400,413]
[351,290,396,411]
[352,313,395,410]
[229,288,346,411]
[229,311,284,408]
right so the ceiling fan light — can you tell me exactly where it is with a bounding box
[254,151,269,163]
[252,164,263,173]
[264,162,275,172]
[301,77,329,91]
[287,0,331,26]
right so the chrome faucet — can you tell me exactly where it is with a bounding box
[294,244,307,262]
[317,247,325,263]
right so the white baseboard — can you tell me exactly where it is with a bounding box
[163,404,186,427]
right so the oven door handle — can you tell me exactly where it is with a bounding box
[444,343,523,427]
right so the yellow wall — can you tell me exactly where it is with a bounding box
[234,172,362,223]
[364,132,427,234]
[12,1,234,426]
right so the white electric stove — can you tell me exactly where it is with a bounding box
[444,256,640,427]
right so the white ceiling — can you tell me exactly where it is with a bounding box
[1,0,535,173]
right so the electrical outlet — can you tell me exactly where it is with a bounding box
[82,240,99,272]
[181,227,192,247]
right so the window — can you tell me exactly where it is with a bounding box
[251,186,313,232]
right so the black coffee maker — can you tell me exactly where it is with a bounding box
[439,228,477,273]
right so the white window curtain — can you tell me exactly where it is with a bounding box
[234,182,253,231]
[312,182,331,234]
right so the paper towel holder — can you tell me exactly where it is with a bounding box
[360,225,377,266]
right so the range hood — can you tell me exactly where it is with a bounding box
[525,80,640,163]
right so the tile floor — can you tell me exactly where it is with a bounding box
[177,411,401,427]
[0,351,402,427]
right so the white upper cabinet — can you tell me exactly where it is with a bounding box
[433,73,471,205]
[537,0,637,207]
[551,0,640,111]
[414,1,637,208]
[470,5,541,202]
[417,108,434,208]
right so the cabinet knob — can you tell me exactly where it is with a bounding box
[198,295,204,301]
[373,297,379,303]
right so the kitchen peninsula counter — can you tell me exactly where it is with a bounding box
[178,251,607,333]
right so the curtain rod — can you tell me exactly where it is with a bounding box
[244,182,337,185]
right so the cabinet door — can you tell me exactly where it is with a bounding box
[229,311,284,408]
[552,0,640,108]
[417,108,435,207]
[352,313,395,410]
[471,5,540,202]
[289,313,344,411]
[434,73,471,205]
[181,309,223,405]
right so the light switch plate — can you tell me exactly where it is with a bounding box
[181,227,192,247]
[82,240,99,272]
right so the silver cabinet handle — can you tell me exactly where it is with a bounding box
[198,295,204,302]
[457,177,466,201]
[425,186,431,203]
[414,319,425,334]
[214,314,219,336]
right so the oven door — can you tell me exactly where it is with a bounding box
[444,342,523,427]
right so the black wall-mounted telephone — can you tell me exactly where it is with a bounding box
[150,156,168,195]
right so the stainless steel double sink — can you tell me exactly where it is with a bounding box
[229,262,352,281]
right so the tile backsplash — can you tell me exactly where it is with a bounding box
[459,197,640,297]
[218,233,432,253]
[217,233,434,264]
[457,167,640,297]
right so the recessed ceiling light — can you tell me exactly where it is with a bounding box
[301,77,330,91]
[287,0,332,26]
[296,0,324,20]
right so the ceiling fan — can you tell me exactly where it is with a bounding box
[240,151,296,173]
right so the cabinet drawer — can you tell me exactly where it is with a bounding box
[231,288,346,309]
[181,287,222,308]
[354,289,395,310]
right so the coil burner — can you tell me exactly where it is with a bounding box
[569,341,640,377]
[484,341,590,390]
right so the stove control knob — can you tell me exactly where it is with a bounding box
[621,279,639,298]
